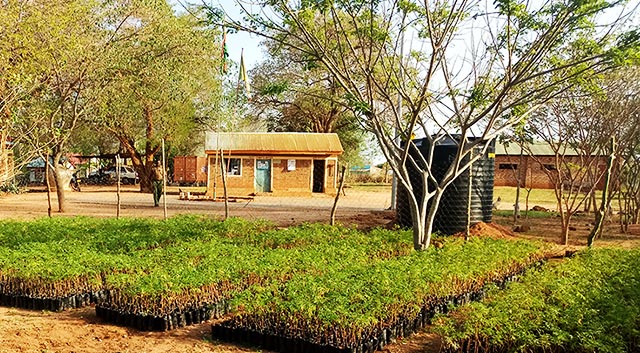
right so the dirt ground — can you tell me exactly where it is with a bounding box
[0,305,442,353]
[0,185,395,229]
[0,186,637,353]
[491,210,640,248]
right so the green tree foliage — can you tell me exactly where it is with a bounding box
[2,0,224,197]
[89,1,223,191]
[250,38,365,164]
[7,0,109,211]
[434,248,640,353]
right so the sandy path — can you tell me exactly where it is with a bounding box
[0,306,267,353]
[0,186,392,227]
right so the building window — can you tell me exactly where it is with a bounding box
[542,164,556,171]
[498,163,518,170]
[223,158,241,176]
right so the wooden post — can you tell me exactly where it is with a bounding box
[162,138,167,220]
[330,166,347,226]
[220,149,229,220]
[116,154,121,219]
[465,148,474,241]
[45,152,52,218]
[213,149,219,200]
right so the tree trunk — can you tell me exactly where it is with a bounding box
[514,183,521,224]
[411,217,427,251]
[420,190,444,250]
[51,150,66,213]
[53,165,66,213]
[408,194,426,250]
[45,152,52,218]
[524,188,532,220]
[588,137,615,246]
[561,214,572,245]
[111,103,161,193]
[514,150,523,224]
[330,166,347,226]
[139,161,155,193]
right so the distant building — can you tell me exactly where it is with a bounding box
[350,165,383,176]
[204,132,343,196]
[494,141,607,190]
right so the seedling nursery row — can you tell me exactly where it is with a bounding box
[0,216,553,351]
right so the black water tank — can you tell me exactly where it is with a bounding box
[396,136,495,235]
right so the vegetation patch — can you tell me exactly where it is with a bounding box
[0,215,551,350]
[212,238,550,352]
[433,248,640,353]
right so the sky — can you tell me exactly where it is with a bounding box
[173,0,266,71]
[215,0,265,71]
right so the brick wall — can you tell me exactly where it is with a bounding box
[207,155,338,196]
[272,158,313,193]
[494,155,526,187]
[208,156,255,196]
[495,155,606,190]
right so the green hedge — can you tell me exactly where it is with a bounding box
[433,248,640,353]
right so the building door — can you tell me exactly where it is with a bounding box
[312,160,325,193]
[255,159,271,192]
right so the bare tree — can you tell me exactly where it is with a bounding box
[527,67,640,245]
[589,68,640,238]
[214,0,639,249]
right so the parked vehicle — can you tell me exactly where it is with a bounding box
[70,172,81,192]
[85,166,139,185]
[102,165,139,184]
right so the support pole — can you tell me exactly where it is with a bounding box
[162,138,167,220]
[220,149,229,220]
[465,148,474,241]
[45,152,52,218]
[116,154,121,219]
[330,166,347,226]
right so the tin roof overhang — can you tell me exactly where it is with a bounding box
[495,141,585,156]
[205,132,344,156]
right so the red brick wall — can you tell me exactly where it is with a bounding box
[494,155,606,190]
[494,156,526,187]
[208,156,255,196]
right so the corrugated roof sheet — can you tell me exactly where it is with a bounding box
[205,132,344,155]
[495,141,581,156]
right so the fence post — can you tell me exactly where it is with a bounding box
[116,154,121,219]
[330,166,347,226]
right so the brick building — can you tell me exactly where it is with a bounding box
[494,141,607,190]
[204,132,343,196]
